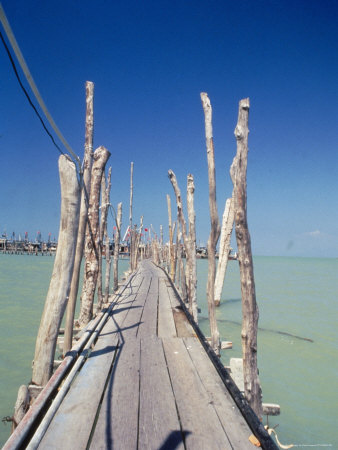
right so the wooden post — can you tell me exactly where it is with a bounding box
[129,161,134,271]
[172,221,177,280]
[63,81,94,355]
[214,195,235,306]
[96,172,106,308]
[32,155,80,386]
[230,98,262,418]
[176,221,187,301]
[12,385,30,430]
[132,217,143,270]
[102,167,112,304]
[187,174,198,322]
[166,194,175,280]
[168,170,192,311]
[159,224,163,266]
[200,92,221,355]
[113,202,122,292]
[97,168,111,308]
[78,146,111,327]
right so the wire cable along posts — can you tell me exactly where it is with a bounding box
[0,3,81,171]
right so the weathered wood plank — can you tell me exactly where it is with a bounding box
[119,274,153,339]
[137,275,158,339]
[162,337,232,449]
[139,336,184,450]
[90,338,141,449]
[158,277,177,338]
[183,337,254,449]
[38,314,120,448]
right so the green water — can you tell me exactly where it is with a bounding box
[197,257,338,448]
[1,255,337,448]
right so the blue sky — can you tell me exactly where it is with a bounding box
[1,0,337,257]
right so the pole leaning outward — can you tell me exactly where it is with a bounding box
[214,195,235,306]
[230,98,263,419]
[64,81,94,355]
[113,202,122,292]
[187,174,198,322]
[200,92,221,355]
[32,155,80,387]
[78,146,111,328]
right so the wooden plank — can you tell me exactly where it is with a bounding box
[138,336,184,450]
[183,337,254,449]
[137,275,158,339]
[90,338,141,449]
[162,337,232,449]
[158,277,177,338]
[38,316,120,448]
[165,280,196,337]
[119,272,153,339]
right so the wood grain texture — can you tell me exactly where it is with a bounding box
[139,336,183,450]
[39,313,119,448]
[183,337,254,449]
[90,338,140,450]
[162,337,232,450]
[158,278,177,338]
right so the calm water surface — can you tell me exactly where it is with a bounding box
[0,255,337,447]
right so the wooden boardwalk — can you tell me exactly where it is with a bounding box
[16,260,274,449]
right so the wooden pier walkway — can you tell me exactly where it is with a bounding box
[9,259,276,449]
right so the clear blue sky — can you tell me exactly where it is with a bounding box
[1,0,337,257]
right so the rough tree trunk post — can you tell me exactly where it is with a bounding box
[168,170,192,311]
[160,224,164,266]
[214,195,235,306]
[63,81,94,355]
[187,174,198,322]
[96,172,106,308]
[175,222,181,290]
[32,155,80,386]
[200,92,221,355]
[133,217,143,270]
[129,161,134,271]
[12,385,29,431]
[172,221,177,280]
[103,168,112,302]
[78,146,111,327]
[97,168,111,308]
[177,221,187,301]
[166,194,175,280]
[230,97,262,418]
[113,202,122,292]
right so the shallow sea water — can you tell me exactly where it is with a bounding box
[0,255,337,447]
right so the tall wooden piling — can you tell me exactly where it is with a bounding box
[113,202,122,292]
[32,155,80,387]
[168,170,191,309]
[201,92,221,355]
[97,168,111,308]
[103,168,112,302]
[129,162,134,270]
[230,98,262,418]
[166,194,175,281]
[63,81,94,355]
[78,146,111,327]
[187,174,198,322]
